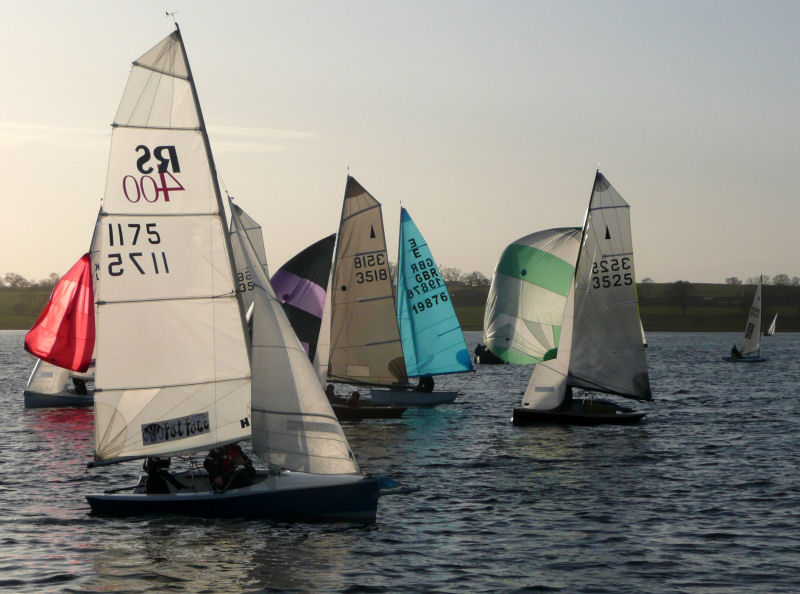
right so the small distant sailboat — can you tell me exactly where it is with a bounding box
[724,276,767,362]
[23,253,96,408]
[328,177,472,405]
[483,228,581,364]
[84,26,378,521]
[513,171,651,426]
[763,313,777,337]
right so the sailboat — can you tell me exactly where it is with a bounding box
[23,253,96,407]
[483,227,581,364]
[764,313,777,336]
[513,171,652,426]
[724,276,767,362]
[84,26,378,521]
[328,177,472,405]
[24,360,94,408]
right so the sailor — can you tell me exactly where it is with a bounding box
[415,375,435,393]
[204,443,256,491]
[348,390,362,407]
[325,383,337,403]
[731,344,742,359]
[143,457,172,494]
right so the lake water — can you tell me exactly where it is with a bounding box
[1,329,798,592]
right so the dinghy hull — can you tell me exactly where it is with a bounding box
[23,390,93,408]
[722,356,767,363]
[513,399,646,426]
[87,472,379,522]
[369,389,458,405]
[333,403,406,420]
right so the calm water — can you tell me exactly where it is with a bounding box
[1,329,798,592]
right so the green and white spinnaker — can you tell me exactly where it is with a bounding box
[483,227,581,364]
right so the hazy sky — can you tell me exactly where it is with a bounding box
[2,0,798,284]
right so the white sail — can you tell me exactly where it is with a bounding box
[740,277,763,355]
[766,313,777,336]
[92,30,251,461]
[484,227,581,364]
[569,172,651,398]
[229,202,270,315]
[329,176,406,386]
[229,203,359,475]
[520,283,576,410]
[314,270,333,383]
[521,171,651,408]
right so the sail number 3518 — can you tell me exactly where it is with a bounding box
[354,253,388,284]
[591,257,633,289]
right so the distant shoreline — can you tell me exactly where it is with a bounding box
[3,282,797,332]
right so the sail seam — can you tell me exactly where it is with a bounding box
[132,61,190,81]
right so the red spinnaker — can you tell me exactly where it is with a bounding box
[24,254,95,372]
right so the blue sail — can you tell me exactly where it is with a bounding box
[396,207,474,377]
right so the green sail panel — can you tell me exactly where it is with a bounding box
[483,227,581,364]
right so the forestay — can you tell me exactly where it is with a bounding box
[91,31,251,461]
[483,228,580,364]
[329,176,406,386]
[230,204,359,475]
[396,207,473,377]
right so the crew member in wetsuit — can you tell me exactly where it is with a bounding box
[204,443,256,491]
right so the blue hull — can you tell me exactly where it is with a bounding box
[87,477,379,523]
[722,356,767,363]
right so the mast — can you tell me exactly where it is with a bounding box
[173,24,250,350]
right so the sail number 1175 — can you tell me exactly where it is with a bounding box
[591,257,632,289]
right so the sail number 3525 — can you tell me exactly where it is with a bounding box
[591,257,633,289]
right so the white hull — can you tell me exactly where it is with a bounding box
[369,389,458,405]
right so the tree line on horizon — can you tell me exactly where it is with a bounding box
[5,270,799,290]
[0,266,495,290]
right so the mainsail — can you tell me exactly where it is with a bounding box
[483,228,580,364]
[91,29,251,461]
[396,207,473,376]
[521,171,652,411]
[24,254,95,372]
[229,204,358,475]
[739,277,763,356]
[329,176,406,386]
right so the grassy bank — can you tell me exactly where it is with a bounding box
[3,283,798,333]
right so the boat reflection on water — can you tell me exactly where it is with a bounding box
[87,519,373,592]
